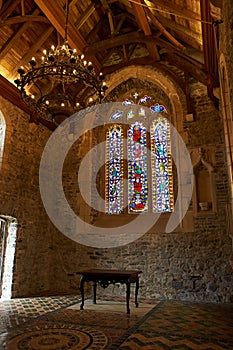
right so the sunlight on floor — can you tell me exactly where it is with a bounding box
[68,298,157,316]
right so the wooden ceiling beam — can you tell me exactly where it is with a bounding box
[85,15,108,43]
[115,14,126,34]
[123,44,128,60]
[93,33,208,86]
[34,0,85,50]
[0,74,56,130]
[128,43,138,58]
[101,0,115,36]
[85,29,208,85]
[74,3,96,29]
[147,0,201,22]
[0,0,21,22]
[0,74,31,113]
[144,5,186,50]
[155,13,203,51]
[33,0,101,70]
[85,30,202,70]
[200,0,218,94]
[7,26,54,80]
[152,35,205,70]
[131,0,160,60]
[0,15,49,27]
[131,1,152,35]
[0,9,41,61]
[145,41,160,61]
[84,31,145,54]
[163,52,210,85]
[21,0,25,16]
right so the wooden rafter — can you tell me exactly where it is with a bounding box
[147,0,201,22]
[144,5,186,50]
[84,31,145,54]
[163,52,210,85]
[7,27,54,79]
[155,13,203,51]
[21,0,25,17]
[84,29,208,85]
[74,3,95,29]
[131,0,160,60]
[0,75,56,130]
[0,9,41,61]
[128,43,138,58]
[0,15,49,27]
[85,30,197,63]
[200,0,218,97]
[0,0,217,129]
[123,44,128,60]
[101,0,115,36]
[34,0,101,70]
[115,14,126,34]
[0,0,21,22]
[85,15,108,43]
[34,0,86,49]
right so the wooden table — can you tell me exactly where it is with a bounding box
[79,269,142,314]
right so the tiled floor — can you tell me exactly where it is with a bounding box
[0,294,232,349]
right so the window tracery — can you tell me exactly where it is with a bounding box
[105,125,123,214]
[105,95,174,214]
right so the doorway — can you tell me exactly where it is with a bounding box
[0,215,18,300]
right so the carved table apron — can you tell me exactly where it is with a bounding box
[79,269,142,314]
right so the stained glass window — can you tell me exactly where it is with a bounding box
[106,96,173,215]
[151,118,174,212]
[105,125,123,214]
[128,122,148,213]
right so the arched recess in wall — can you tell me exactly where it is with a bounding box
[219,54,233,235]
[105,65,187,135]
[95,65,194,232]
[191,148,217,215]
[0,110,6,169]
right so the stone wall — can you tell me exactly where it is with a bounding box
[0,62,232,301]
[48,78,233,303]
[0,96,54,297]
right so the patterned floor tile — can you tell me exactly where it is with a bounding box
[139,301,233,341]
[2,323,111,350]
[119,331,233,349]
[0,295,81,333]
[0,297,232,349]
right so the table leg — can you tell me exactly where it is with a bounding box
[93,281,97,304]
[126,279,130,314]
[135,276,139,307]
[80,275,85,310]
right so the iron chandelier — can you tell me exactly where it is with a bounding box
[14,0,108,125]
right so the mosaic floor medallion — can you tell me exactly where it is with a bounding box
[3,325,109,350]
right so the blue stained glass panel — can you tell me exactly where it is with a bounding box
[151,118,174,213]
[128,122,148,213]
[105,125,123,214]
